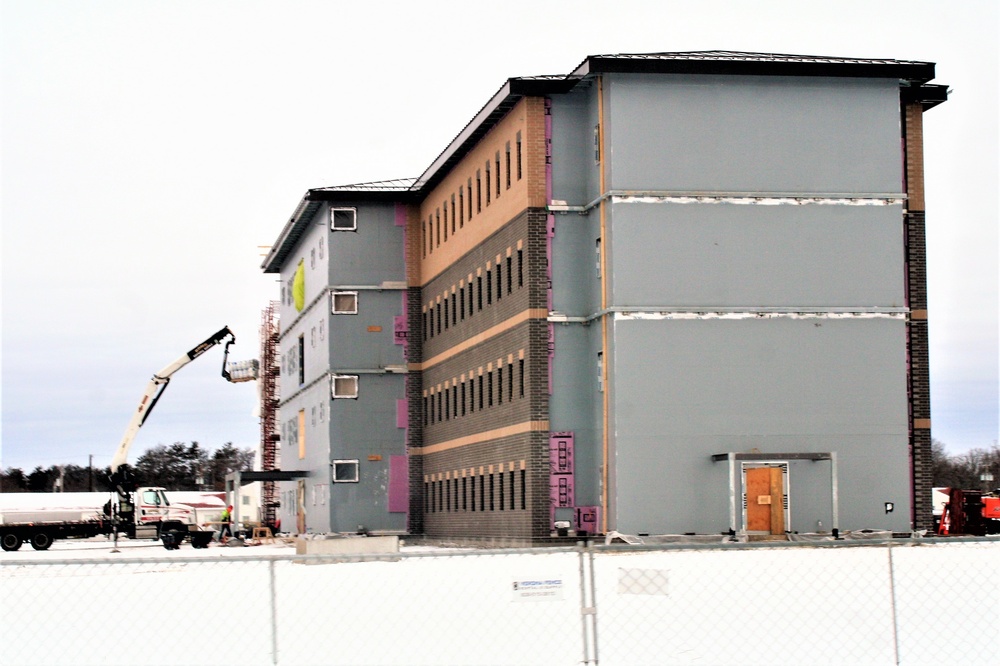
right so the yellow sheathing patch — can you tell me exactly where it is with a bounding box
[292,260,306,312]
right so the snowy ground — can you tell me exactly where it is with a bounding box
[2,536,997,666]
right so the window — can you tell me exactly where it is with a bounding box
[508,362,514,401]
[597,352,604,392]
[422,221,427,257]
[516,131,522,180]
[478,374,484,410]
[517,249,523,287]
[486,269,492,305]
[331,207,357,231]
[332,291,358,314]
[496,262,502,301]
[443,298,449,330]
[436,302,441,335]
[467,177,474,218]
[519,358,525,398]
[451,293,457,327]
[451,195,456,234]
[332,460,359,483]
[520,469,526,509]
[298,335,305,386]
[470,475,477,511]
[488,371,494,407]
[332,374,359,399]
[477,275,483,311]
[461,382,466,416]
[596,238,602,278]
[506,256,512,294]
[476,170,482,213]
[498,469,504,510]
[509,470,515,510]
[442,205,447,241]
[460,286,465,321]
[497,365,503,405]
[319,236,325,260]
[505,142,511,190]
[428,307,434,339]
[458,188,464,227]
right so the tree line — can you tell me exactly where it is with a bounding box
[0,442,255,493]
[931,439,1000,492]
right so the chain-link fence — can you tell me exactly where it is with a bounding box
[2,537,996,665]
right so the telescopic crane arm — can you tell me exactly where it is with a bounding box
[109,327,237,488]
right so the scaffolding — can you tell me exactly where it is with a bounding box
[259,301,281,529]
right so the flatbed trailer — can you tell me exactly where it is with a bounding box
[1,513,214,552]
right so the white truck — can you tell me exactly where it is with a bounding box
[1,326,249,552]
[0,487,220,551]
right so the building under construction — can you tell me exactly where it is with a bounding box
[261,51,948,540]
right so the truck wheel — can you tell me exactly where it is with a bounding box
[30,532,53,551]
[1,533,23,551]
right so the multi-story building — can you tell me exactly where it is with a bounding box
[261,51,948,539]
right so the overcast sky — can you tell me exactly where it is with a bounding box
[2,0,997,472]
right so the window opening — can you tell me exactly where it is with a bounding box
[505,142,511,189]
[476,170,482,212]
[297,335,305,386]
[332,375,359,399]
[461,382,466,416]
[518,249,523,287]
[519,359,525,398]
[497,366,503,405]
[477,275,483,311]
[509,470,515,510]
[495,151,501,197]
[520,469,526,509]
[506,256,513,294]
[333,460,359,483]
[485,162,491,205]
[508,362,514,401]
[331,207,357,231]
[332,291,358,314]
[443,298,449,331]
[458,188,464,227]
[488,371,494,407]
[486,270,492,305]
[516,131,522,180]
[498,470,504,510]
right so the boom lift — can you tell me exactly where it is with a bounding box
[109,326,240,494]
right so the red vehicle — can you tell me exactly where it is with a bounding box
[936,488,1000,536]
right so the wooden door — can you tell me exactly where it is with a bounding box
[745,466,785,535]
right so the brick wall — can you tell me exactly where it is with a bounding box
[904,102,933,532]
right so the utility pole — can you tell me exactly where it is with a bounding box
[89,454,94,492]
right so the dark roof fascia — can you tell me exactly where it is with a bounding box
[261,196,321,273]
[901,83,949,110]
[571,54,936,84]
[411,77,577,195]
[305,188,419,204]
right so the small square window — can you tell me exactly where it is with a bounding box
[332,374,359,399]
[332,291,358,314]
[331,207,357,231]
[332,460,359,483]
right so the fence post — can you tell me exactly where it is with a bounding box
[887,541,900,665]
[269,558,279,665]
[578,545,599,665]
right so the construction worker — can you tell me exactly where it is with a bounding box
[219,505,233,542]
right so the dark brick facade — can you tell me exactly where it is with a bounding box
[904,102,933,532]
[415,207,553,538]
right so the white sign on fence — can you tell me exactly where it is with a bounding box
[511,578,564,602]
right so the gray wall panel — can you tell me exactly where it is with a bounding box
[549,323,603,509]
[328,203,406,286]
[609,201,905,308]
[551,211,601,316]
[328,290,406,370]
[328,373,407,533]
[551,86,600,206]
[606,74,902,194]
[608,317,911,534]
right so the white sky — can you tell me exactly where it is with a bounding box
[1,0,997,471]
